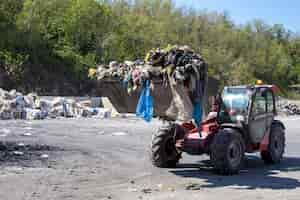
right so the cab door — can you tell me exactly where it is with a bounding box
[265,89,275,132]
[248,89,267,143]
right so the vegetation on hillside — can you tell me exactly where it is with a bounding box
[1,0,300,93]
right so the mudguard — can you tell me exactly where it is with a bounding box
[272,120,286,130]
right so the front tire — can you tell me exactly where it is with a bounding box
[261,123,285,164]
[151,124,181,168]
[210,129,245,175]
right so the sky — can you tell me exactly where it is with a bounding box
[175,0,300,32]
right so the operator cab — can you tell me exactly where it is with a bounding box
[219,86,251,124]
[218,85,277,143]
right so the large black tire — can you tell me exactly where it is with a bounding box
[210,129,245,175]
[151,124,181,168]
[261,123,285,164]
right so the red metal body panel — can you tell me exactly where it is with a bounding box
[176,117,219,154]
[260,131,270,152]
[178,117,270,155]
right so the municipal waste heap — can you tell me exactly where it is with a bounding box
[277,97,300,116]
[90,45,208,124]
[0,88,110,120]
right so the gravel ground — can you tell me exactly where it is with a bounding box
[0,117,299,200]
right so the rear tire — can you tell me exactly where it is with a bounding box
[210,129,245,175]
[261,124,285,164]
[151,124,181,168]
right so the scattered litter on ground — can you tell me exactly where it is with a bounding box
[22,132,32,137]
[13,151,24,156]
[40,154,49,159]
[17,143,25,147]
[23,127,33,130]
[98,131,105,135]
[141,188,152,194]
[157,184,175,192]
[111,132,128,136]
[185,183,202,191]
[127,187,138,192]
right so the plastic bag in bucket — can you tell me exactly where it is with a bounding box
[136,80,154,122]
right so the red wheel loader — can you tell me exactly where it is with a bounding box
[150,85,285,175]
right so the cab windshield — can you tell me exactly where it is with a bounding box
[219,87,251,123]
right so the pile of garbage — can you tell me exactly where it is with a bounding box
[0,88,111,120]
[89,45,207,95]
[89,45,207,123]
[282,103,300,115]
[277,97,300,115]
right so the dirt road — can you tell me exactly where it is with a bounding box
[0,117,299,200]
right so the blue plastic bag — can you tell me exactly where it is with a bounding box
[136,80,154,122]
[193,102,202,126]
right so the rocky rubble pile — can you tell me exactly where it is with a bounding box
[0,88,110,120]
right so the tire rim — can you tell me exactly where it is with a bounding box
[228,141,242,168]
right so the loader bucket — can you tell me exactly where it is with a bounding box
[92,77,219,117]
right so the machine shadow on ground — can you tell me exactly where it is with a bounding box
[170,155,300,190]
